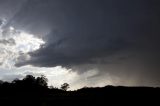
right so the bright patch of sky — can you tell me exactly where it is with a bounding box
[0,18,44,68]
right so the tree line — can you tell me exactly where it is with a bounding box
[0,75,70,91]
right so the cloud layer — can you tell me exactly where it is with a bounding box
[12,0,155,67]
[0,0,160,88]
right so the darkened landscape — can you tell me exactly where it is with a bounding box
[0,0,160,105]
[0,75,159,106]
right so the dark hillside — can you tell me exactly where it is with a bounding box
[0,75,159,106]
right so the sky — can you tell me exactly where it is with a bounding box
[0,0,159,90]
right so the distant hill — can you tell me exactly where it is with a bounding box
[0,75,159,106]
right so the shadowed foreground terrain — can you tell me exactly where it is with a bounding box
[0,75,159,106]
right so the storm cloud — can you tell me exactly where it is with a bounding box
[0,0,160,88]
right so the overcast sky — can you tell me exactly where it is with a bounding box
[0,0,159,90]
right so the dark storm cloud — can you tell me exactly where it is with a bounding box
[13,0,159,66]
[8,0,160,86]
[0,0,27,20]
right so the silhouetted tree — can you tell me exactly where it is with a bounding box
[23,75,36,83]
[21,75,36,90]
[12,78,20,84]
[0,80,3,85]
[36,75,48,87]
[61,83,70,91]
